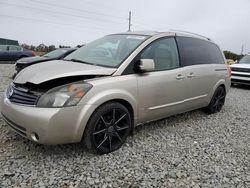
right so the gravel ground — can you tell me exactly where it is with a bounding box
[0,64,250,188]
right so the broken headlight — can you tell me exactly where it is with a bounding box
[37,82,92,107]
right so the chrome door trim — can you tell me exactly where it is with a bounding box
[148,94,207,111]
[148,101,184,110]
[184,94,207,102]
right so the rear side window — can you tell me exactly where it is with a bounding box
[176,37,224,66]
[0,45,7,51]
[9,46,22,51]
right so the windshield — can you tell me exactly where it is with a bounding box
[43,49,69,58]
[239,55,250,64]
[64,34,149,67]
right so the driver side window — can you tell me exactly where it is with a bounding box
[141,38,179,71]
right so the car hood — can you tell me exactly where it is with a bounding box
[17,56,51,64]
[230,63,250,69]
[14,60,117,84]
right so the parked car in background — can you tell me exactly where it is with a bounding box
[1,31,231,154]
[231,54,250,85]
[13,48,77,79]
[226,59,235,65]
[0,45,35,61]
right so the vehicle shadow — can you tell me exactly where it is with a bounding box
[1,122,92,158]
[134,109,206,135]
[1,108,212,158]
[231,84,250,90]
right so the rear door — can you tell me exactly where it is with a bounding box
[176,36,225,109]
[136,37,189,122]
[7,46,22,61]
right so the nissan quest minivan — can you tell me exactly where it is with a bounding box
[1,31,231,154]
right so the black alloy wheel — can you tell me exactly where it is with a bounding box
[205,86,226,114]
[84,102,131,154]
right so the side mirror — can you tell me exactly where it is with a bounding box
[138,59,155,72]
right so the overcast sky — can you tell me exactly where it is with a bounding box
[0,0,249,54]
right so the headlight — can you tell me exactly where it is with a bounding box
[37,82,92,107]
[6,84,14,99]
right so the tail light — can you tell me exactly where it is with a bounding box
[227,65,231,77]
[32,51,36,56]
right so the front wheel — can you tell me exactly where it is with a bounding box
[84,102,132,154]
[204,86,226,114]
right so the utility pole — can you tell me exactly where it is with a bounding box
[128,11,132,32]
[241,44,244,55]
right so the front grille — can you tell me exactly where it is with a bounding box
[232,73,250,78]
[9,87,40,106]
[231,67,250,73]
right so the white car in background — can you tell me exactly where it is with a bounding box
[231,54,250,85]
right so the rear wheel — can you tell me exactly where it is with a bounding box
[84,102,131,154]
[205,86,226,114]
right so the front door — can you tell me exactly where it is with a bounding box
[136,37,188,123]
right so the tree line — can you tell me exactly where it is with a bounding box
[223,51,244,61]
[20,44,84,53]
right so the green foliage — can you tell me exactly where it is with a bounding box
[223,51,243,61]
[21,44,71,53]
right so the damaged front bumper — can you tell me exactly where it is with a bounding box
[1,92,97,145]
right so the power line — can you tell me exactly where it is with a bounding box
[133,20,162,31]
[31,0,127,21]
[0,14,119,33]
[2,0,163,32]
[2,2,128,27]
[73,0,129,15]
[75,0,161,31]
[24,0,160,31]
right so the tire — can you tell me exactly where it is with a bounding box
[204,86,226,114]
[83,102,132,154]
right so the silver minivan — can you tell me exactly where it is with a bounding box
[1,31,231,153]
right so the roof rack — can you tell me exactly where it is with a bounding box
[169,29,211,41]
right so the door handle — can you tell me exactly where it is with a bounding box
[176,74,185,80]
[187,73,195,78]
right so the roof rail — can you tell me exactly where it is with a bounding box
[169,29,211,41]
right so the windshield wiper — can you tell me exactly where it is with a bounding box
[66,58,114,68]
[70,58,95,65]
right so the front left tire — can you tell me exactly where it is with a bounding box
[83,102,132,154]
